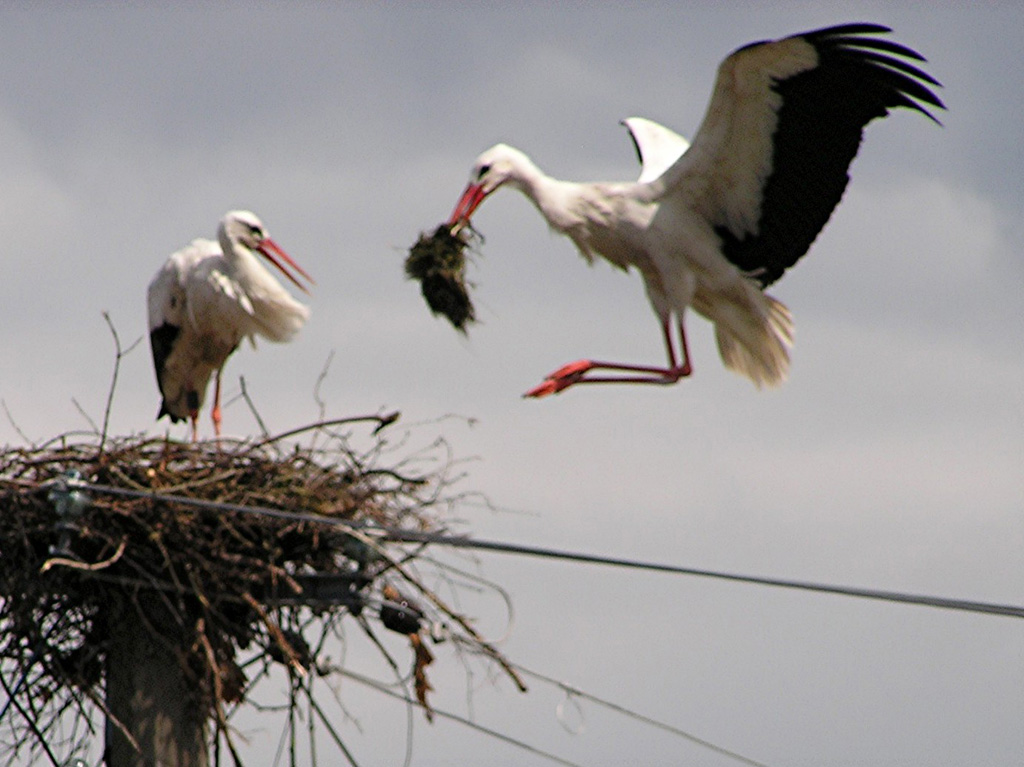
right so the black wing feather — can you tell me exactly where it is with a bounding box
[716,24,944,288]
[803,22,892,37]
[149,323,186,423]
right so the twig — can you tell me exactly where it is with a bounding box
[306,677,316,767]
[76,683,142,758]
[421,554,517,645]
[353,617,403,679]
[313,351,335,423]
[198,624,245,767]
[252,413,401,450]
[1,399,33,446]
[241,593,306,678]
[343,529,526,692]
[238,376,270,440]
[70,398,99,436]
[99,312,142,458]
[153,468,243,496]
[40,538,127,574]
[382,550,527,692]
[305,685,361,767]
[0,667,62,767]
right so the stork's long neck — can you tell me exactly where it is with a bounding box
[218,228,308,341]
[509,155,585,234]
[218,230,265,287]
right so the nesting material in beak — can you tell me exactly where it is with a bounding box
[405,223,480,333]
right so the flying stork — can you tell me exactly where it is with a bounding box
[147,210,313,439]
[446,23,944,398]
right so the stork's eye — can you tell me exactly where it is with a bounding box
[248,224,263,238]
[477,164,491,180]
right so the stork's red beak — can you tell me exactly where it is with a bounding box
[447,182,488,229]
[257,238,315,294]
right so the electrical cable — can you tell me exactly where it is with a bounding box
[338,668,586,767]
[384,530,1024,620]
[510,660,770,767]
[51,480,1024,620]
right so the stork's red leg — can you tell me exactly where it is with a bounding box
[524,316,692,398]
[211,369,223,436]
[675,316,693,378]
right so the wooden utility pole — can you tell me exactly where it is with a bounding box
[104,602,209,767]
[100,575,365,767]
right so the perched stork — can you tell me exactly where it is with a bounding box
[447,24,944,397]
[147,210,313,439]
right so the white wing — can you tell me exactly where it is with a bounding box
[146,239,221,333]
[621,117,690,184]
[184,256,258,343]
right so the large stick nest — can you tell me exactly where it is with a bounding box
[0,417,521,763]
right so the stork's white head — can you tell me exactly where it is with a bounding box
[220,210,269,251]
[218,210,314,293]
[447,144,533,228]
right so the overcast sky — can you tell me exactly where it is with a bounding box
[1,3,1022,766]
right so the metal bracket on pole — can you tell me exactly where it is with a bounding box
[46,469,91,560]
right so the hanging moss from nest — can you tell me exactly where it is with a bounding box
[405,223,479,333]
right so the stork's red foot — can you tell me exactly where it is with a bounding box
[523,360,594,398]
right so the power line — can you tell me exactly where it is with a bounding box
[338,668,586,767]
[57,480,1024,621]
[343,654,773,767]
[382,530,1024,620]
[509,661,770,767]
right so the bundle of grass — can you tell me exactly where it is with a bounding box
[405,223,479,332]
[0,416,523,765]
